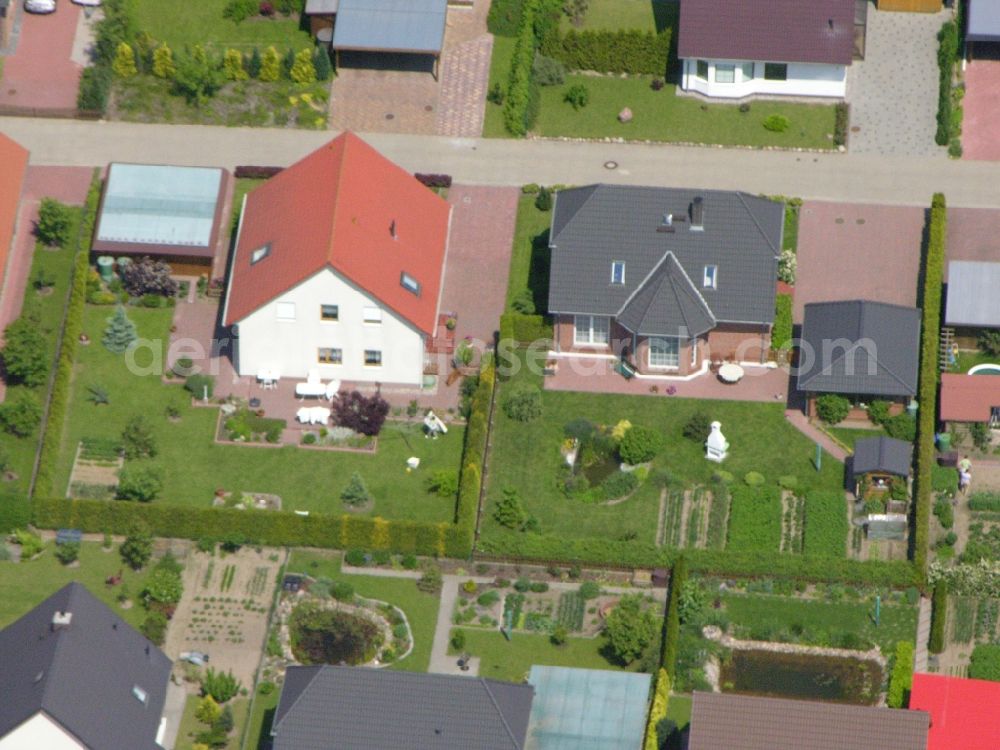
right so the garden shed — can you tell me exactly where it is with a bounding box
[850,435,913,492]
[92,163,229,275]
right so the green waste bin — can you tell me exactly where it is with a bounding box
[97,256,115,282]
[937,433,952,452]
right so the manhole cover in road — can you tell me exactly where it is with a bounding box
[425,105,433,112]
[856,218,866,225]
[385,113,395,120]
[7,89,15,95]
[851,126,861,133]
[835,218,845,224]
[604,160,618,170]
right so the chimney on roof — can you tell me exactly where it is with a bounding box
[828,18,834,30]
[690,197,704,231]
[51,610,72,632]
[390,220,397,240]
[656,213,675,233]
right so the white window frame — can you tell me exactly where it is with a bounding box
[648,337,680,369]
[363,306,383,324]
[364,350,382,367]
[318,347,342,364]
[573,315,610,346]
[275,301,296,321]
[741,61,755,81]
[703,265,718,289]
[320,304,339,321]
[714,64,736,84]
[250,244,271,265]
[611,261,625,285]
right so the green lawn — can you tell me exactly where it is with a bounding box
[244,688,279,750]
[451,627,648,683]
[1,208,83,520]
[504,195,551,312]
[827,426,886,452]
[175,695,249,750]
[720,592,917,655]
[560,0,676,33]
[532,76,836,148]
[666,693,692,732]
[133,0,311,49]
[53,306,464,520]
[952,349,999,373]
[0,542,153,629]
[286,549,440,672]
[481,352,845,545]
[483,36,516,139]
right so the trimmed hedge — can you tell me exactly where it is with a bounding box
[34,172,102,500]
[415,173,453,189]
[929,579,947,654]
[935,21,959,147]
[502,0,543,136]
[454,357,496,549]
[500,312,552,345]
[643,669,670,750]
[887,641,915,708]
[476,532,917,586]
[233,166,283,179]
[772,294,793,351]
[540,28,671,76]
[833,102,849,148]
[487,0,526,37]
[912,194,946,582]
[661,556,687,677]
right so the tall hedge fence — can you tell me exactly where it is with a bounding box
[540,28,671,76]
[661,556,687,677]
[499,312,552,345]
[502,0,544,136]
[935,19,960,148]
[456,358,496,545]
[912,194,946,582]
[929,579,947,654]
[33,172,102,500]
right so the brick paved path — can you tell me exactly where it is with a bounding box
[962,60,1000,162]
[436,34,493,137]
[0,3,83,112]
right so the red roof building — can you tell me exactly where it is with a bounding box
[0,133,29,306]
[940,373,1000,424]
[910,673,1000,750]
[224,132,450,335]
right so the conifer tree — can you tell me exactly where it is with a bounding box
[259,46,281,82]
[152,43,176,79]
[102,306,137,354]
[112,42,138,78]
[290,48,316,84]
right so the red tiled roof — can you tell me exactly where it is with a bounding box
[678,0,855,66]
[940,373,1000,422]
[911,673,1000,750]
[0,133,29,297]
[224,132,450,334]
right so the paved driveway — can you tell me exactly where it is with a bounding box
[0,2,83,112]
[846,5,949,157]
[961,60,1000,161]
[945,207,1000,272]
[794,200,924,323]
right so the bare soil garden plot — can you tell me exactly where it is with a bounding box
[66,439,124,500]
[164,547,284,687]
[657,486,728,550]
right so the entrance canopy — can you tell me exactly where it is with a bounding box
[332,0,447,55]
[968,0,1000,42]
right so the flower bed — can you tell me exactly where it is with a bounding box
[216,407,285,444]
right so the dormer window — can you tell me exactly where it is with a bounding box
[611,261,625,285]
[132,685,148,705]
[250,243,271,265]
[400,272,421,296]
[703,265,717,289]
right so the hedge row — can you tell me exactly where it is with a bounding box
[502,0,544,136]
[935,20,959,147]
[929,579,947,654]
[32,496,465,556]
[455,358,496,546]
[661,556,687,677]
[499,312,552,345]
[643,669,669,750]
[233,166,283,179]
[33,172,102,500]
[486,0,526,37]
[887,641,915,708]
[476,532,917,586]
[415,173,453,189]
[912,194,946,582]
[540,28,671,76]
[772,294,793,351]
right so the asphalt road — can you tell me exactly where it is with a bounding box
[2,117,999,208]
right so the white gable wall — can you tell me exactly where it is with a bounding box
[0,713,87,750]
[681,58,847,99]
[233,268,426,385]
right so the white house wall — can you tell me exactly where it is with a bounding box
[234,268,426,385]
[681,58,847,99]
[0,713,86,750]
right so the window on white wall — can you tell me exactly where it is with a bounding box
[696,60,709,79]
[741,62,755,81]
[649,337,679,369]
[276,302,296,321]
[318,348,342,364]
[364,350,382,366]
[363,306,382,324]
[714,64,735,83]
[321,304,339,321]
[573,315,610,346]
[764,63,788,81]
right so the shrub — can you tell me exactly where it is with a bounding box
[601,471,639,500]
[122,415,157,459]
[488,82,505,105]
[532,54,566,86]
[502,384,542,422]
[867,400,891,426]
[414,173,453,189]
[185,374,215,400]
[451,629,466,651]
[117,463,164,502]
[112,41,137,77]
[341,472,371,507]
[884,413,917,442]
[37,198,74,247]
[344,549,366,567]
[777,250,796,284]
[0,392,42,438]
[144,567,183,605]
[510,288,536,315]
[563,83,589,109]
[2,318,48,386]
[152,43,176,79]
[332,391,390,436]
[970,643,1000,682]
[815,394,850,424]
[978,329,1000,357]
[290,48,316,84]
[534,186,553,211]
[550,625,568,645]
[833,102,849,147]
[487,0,525,36]
[619,426,663,465]
[936,21,959,146]
[102,306,137,354]
[477,590,500,607]
[762,114,790,132]
[331,581,355,602]
[494,487,529,530]
[223,0,258,23]
[55,541,80,565]
[425,469,459,498]
[141,611,168,645]
[77,66,113,113]
[578,581,600,600]
[681,412,710,443]
[933,499,954,530]
[259,46,281,82]
[222,49,248,81]
[122,257,178,298]
[313,46,332,81]
[172,50,225,105]
[258,681,275,696]
[743,471,765,487]
[418,566,443,594]
[120,522,153,570]
[604,594,657,664]
[769,293,793,352]
[929,580,947,654]
[401,553,418,570]
[201,668,242,703]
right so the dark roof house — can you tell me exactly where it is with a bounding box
[688,692,929,750]
[0,582,172,750]
[851,436,913,479]
[678,0,855,66]
[272,665,535,750]
[797,300,921,398]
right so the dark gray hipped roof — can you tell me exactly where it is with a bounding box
[332,0,447,54]
[852,436,913,478]
[945,261,1000,327]
[0,582,171,750]
[968,0,1000,42]
[688,692,930,750]
[617,253,716,338]
[678,0,855,65]
[797,300,921,397]
[548,185,782,334]
[272,665,535,750]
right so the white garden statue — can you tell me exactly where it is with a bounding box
[705,421,729,463]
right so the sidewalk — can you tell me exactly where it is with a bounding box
[784,409,849,462]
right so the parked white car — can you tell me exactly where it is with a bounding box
[24,0,56,13]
